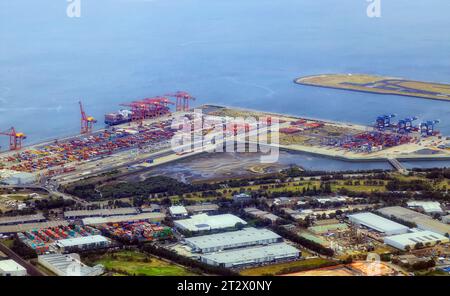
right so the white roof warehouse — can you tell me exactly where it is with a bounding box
[174,214,247,233]
[185,227,282,253]
[384,230,449,251]
[348,212,409,235]
[378,206,450,236]
[200,243,300,268]
[55,235,111,253]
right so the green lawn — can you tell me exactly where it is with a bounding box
[0,239,14,248]
[94,251,197,276]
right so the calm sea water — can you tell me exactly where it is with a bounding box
[1,0,449,169]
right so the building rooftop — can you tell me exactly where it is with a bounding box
[378,206,450,236]
[64,208,138,218]
[0,220,69,234]
[0,214,45,225]
[348,212,409,234]
[406,201,443,214]
[38,253,103,276]
[308,223,348,234]
[169,206,188,216]
[0,259,26,273]
[200,243,299,265]
[384,230,449,247]
[82,212,165,225]
[174,214,247,232]
[55,235,109,248]
[185,204,219,213]
[185,227,280,250]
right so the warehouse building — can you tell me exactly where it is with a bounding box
[200,243,300,268]
[82,212,165,226]
[233,193,252,203]
[185,227,282,253]
[0,214,46,226]
[406,201,444,214]
[348,212,409,235]
[378,206,450,236]
[54,235,111,253]
[38,253,104,276]
[244,208,281,223]
[169,206,188,219]
[64,208,138,219]
[141,204,161,213]
[384,230,449,251]
[174,214,247,233]
[0,259,27,276]
[442,215,450,224]
[0,221,69,234]
[185,204,219,215]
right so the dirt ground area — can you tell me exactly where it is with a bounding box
[283,265,357,276]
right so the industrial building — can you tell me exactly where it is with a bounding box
[384,230,449,251]
[141,204,161,213]
[406,201,444,214]
[54,235,111,253]
[348,212,409,235]
[174,214,247,233]
[38,253,104,276]
[0,214,46,226]
[64,207,138,219]
[0,259,27,276]
[442,215,450,224]
[244,208,281,223]
[0,171,36,185]
[233,193,252,203]
[0,220,69,234]
[82,212,165,226]
[169,206,188,218]
[185,204,219,215]
[200,243,300,268]
[185,227,282,253]
[378,206,450,236]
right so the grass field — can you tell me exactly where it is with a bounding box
[239,258,338,276]
[0,239,14,248]
[93,250,197,276]
[296,74,450,102]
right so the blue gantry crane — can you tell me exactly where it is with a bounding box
[376,114,396,130]
[420,120,440,136]
[397,116,418,133]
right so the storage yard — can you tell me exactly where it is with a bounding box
[96,221,172,242]
[17,224,103,254]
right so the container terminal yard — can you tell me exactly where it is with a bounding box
[1,92,450,188]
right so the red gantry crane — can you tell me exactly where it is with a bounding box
[165,91,195,112]
[0,127,26,150]
[79,101,97,134]
[120,101,147,127]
